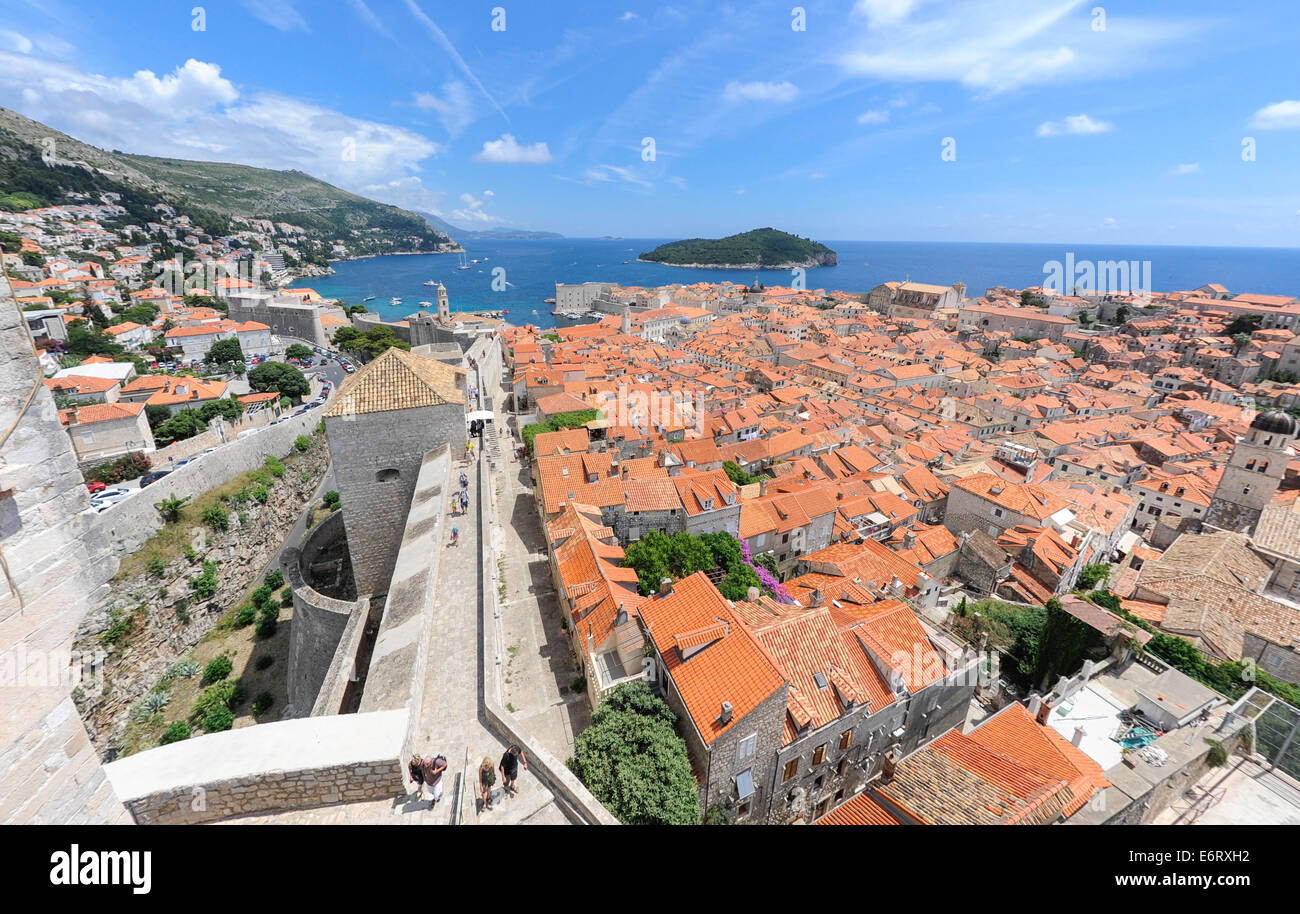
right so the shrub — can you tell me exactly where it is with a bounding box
[184,544,198,563]
[159,722,191,745]
[192,680,237,722]
[251,484,269,504]
[294,435,311,453]
[201,706,234,733]
[323,490,341,511]
[202,654,233,684]
[252,692,275,715]
[147,556,167,576]
[235,604,257,627]
[201,504,229,532]
[1206,740,1229,768]
[99,609,135,647]
[155,495,191,524]
[264,455,285,477]
[188,561,219,600]
[256,614,278,638]
[167,659,201,680]
[264,569,285,589]
[255,654,274,671]
[85,451,151,484]
[280,586,294,607]
[251,584,274,608]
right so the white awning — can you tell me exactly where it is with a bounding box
[466,410,494,420]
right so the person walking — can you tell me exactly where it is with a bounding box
[421,753,447,808]
[460,489,469,513]
[449,526,460,547]
[499,745,528,797]
[478,756,496,811]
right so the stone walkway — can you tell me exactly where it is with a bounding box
[222,371,573,825]
[492,412,590,761]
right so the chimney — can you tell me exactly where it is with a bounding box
[903,530,916,550]
[1071,726,1086,748]
[881,748,900,784]
[1036,699,1052,725]
[810,587,824,607]
[1027,695,1042,718]
[615,602,628,626]
[719,701,733,725]
[746,586,761,602]
[659,577,673,597]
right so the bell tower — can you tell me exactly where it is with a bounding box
[1204,409,1297,534]
[436,281,449,323]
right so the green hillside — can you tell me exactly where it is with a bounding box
[640,227,837,268]
[0,107,453,259]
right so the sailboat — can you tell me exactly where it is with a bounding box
[362,294,376,302]
[457,252,470,271]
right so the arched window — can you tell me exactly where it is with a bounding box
[376,468,400,482]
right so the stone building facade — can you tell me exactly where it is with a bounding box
[1205,410,1296,535]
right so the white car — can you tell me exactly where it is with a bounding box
[90,488,132,509]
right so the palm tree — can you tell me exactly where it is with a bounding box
[154,495,191,523]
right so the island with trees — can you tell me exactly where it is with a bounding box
[638,227,837,269]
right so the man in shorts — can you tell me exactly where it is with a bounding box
[499,745,528,797]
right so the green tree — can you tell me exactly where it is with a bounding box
[205,337,245,364]
[248,361,310,399]
[153,408,205,446]
[567,682,700,825]
[723,460,756,486]
[197,395,244,424]
[1224,314,1263,336]
[285,343,314,361]
[145,403,172,431]
[1076,563,1111,591]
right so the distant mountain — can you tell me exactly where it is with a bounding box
[640,227,837,269]
[418,210,562,241]
[0,107,457,261]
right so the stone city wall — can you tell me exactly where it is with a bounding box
[102,709,408,824]
[87,406,323,558]
[283,510,366,716]
[0,285,130,824]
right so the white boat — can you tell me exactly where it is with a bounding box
[362,294,376,302]
[423,280,437,286]
[457,253,469,270]
[390,297,402,304]
[418,301,432,308]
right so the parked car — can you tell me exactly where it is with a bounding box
[139,470,171,487]
[174,457,195,469]
[236,428,260,440]
[90,489,131,509]
[86,481,107,494]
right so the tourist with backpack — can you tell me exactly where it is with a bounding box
[407,753,425,799]
[478,756,496,811]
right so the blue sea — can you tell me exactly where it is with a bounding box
[304,239,1300,330]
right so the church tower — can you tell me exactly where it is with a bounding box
[436,281,449,323]
[1204,409,1297,534]
[621,303,631,335]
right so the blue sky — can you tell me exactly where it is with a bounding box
[1,0,1298,246]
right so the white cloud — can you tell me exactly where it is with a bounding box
[473,133,552,163]
[857,108,890,125]
[0,53,444,208]
[404,1,508,122]
[839,1,1200,95]
[735,187,746,195]
[1171,162,1200,175]
[1250,100,1300,129]
[723,80,798,103]
[413,81,475,137]
[852,0,923,26]
[0,30,32,53]
[1036,113,1112,136]
[581,164,652,187]
[242,0,310,32]
[450,190,501,224]
[347,0,391,36]
[620,11,639,21]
